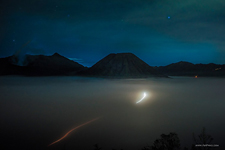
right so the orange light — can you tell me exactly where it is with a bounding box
[195,75,198,78]
[48,117,101,146]
[215,68,221,71]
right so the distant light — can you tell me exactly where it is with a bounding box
[136,92,147,104]
[215,68,221,71]
[167,16,171,19]
[195,75,198,78]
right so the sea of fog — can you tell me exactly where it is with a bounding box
[0,76,224,150]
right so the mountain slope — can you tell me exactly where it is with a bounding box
[155,61,225,77]
[80,53,165,78]
[0,53,87,76]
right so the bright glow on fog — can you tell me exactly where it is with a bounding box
[136,92,147,104]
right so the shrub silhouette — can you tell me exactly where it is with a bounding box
[142,132,180,150]
[94,144,102,150]
[91,128,214,150]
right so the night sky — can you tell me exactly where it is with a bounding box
[1,0,225,67]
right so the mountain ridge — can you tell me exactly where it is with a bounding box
[0,53,87,76]
[155,61,225,77]
[1,53,225,77]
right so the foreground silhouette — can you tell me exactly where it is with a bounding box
[191,128,214,150]
[90,128,216,150]
[142,132,180,150]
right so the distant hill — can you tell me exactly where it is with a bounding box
[155,61,225,77]
[79,53,166,78]
[0,56,26,75]
[1,53,225,77]
[0,53,87,76]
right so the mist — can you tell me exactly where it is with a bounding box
[0,76,224,150]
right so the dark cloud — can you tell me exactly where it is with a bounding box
[1,0,147,21]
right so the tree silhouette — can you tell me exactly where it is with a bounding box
[191,128,214,150]
[142,132,180,150]
[93,144,102,150]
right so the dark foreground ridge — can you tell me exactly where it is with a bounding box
[78,53,166,78]
[0,53,87,76]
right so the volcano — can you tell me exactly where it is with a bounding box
[0,53,87,76]
[81,53,165,78]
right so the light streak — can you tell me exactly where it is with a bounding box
[48,117,101,146]
[136,92,147,104]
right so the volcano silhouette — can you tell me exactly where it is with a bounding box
[0,53,87,76]
[81,53,165,78]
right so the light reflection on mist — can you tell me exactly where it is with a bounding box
[0,77,225,150]
[136,92,147,104]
